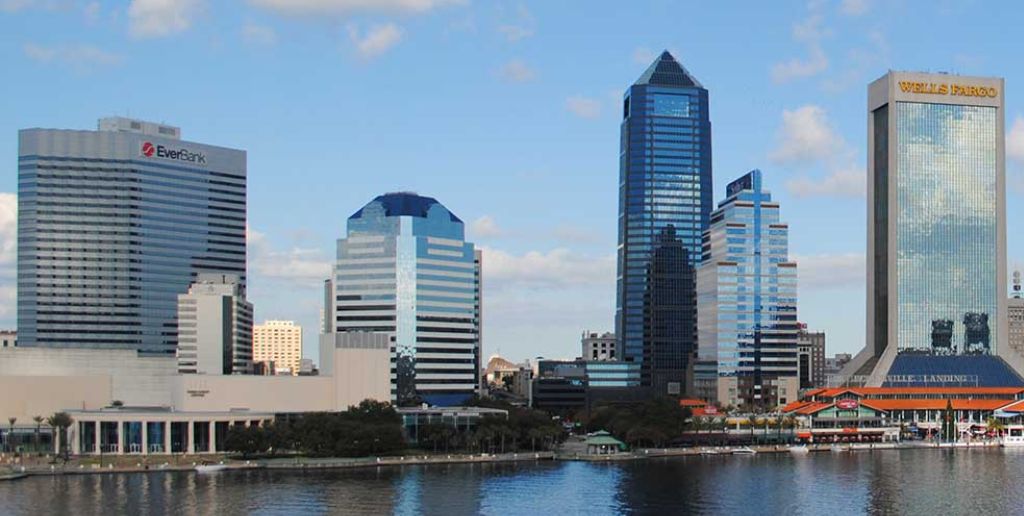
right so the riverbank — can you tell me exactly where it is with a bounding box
[0,440,1007,479]
[0,451,556,478]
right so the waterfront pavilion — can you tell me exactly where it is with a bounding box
[585,431,627,454]
[66,408,274,455]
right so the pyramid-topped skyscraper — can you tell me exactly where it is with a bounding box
[615,51,712,396]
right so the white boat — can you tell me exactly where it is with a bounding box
[732,447,757,455]
[1001,425,1024,447]
[789,446,810,454]
[830,444,847,453]
[195,464,228,474]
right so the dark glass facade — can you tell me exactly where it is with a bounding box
[615,51,713,393]
[17,122,246,355]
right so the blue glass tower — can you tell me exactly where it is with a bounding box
[615,51,713,394]
[333,193,481,407]
[696,170,799,409]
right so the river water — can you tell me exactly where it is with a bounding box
[2,448,1023,515]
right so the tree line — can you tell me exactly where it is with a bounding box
[223,398,566,458]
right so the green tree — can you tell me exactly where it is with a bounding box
[224,425,269,458]
[941,399,956,442]
[32,416,43,453]
[986,416,1006,437]
[46,412,73,461]
[6,417,15,452]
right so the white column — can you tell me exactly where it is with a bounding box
[187,422,195,454]
[141,422,149,455]
[164,422,171,454]
[117,421,124,454]
[70,424,79,456]
[93,422,101,455]
[209,421,217,453]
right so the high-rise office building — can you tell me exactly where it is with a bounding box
[797,328,826,389]
[696,170,799,409]
[329,192,481,406]
[17,117,246,356]
[848,71,1023,386]
[253,320,303,375]
[176,274,253,375]
[615,51,713,395]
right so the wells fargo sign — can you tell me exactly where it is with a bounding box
[899,81,998,98]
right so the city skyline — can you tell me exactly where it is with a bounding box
[8,2,1024,364]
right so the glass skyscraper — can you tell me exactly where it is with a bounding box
[17,117,247,356]
[615,51,713,394]
[867,73,1006,359]
[331,192,481,407]
[695,170,799,409]
[848,71,1021,386]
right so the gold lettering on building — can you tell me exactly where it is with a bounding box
[898,81,997,98]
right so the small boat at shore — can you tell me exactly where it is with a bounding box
[789,446,810,454]
[732,447,757,455]
[830,445,848,453]
[195,464,228,474]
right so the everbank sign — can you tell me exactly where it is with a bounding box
[140,141,207,165]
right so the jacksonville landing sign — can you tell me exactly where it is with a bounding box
[899,81,999,98]
[140,141,207,165]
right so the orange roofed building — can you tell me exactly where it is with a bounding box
[781,386,1024,443]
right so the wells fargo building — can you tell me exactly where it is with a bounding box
[852,71,1021,386]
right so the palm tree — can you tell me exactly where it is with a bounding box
[987,416,1006,439]
[32,416,43,453]
[46,412,73,461]
[6,417,15,452]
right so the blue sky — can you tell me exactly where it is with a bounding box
[2,0,1024,365]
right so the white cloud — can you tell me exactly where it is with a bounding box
[248,0,465,16]
[0,194,17,320]
[248,226,332,284]
[769,105,844,164]
[565,96,601,119]
[498,24,533,42]
[83,1,100,22]
[480,246,614,289]
[128,0,203,38]
[347,23,403,59]
[786,166,865,198]
[469,216,503,239]
[771,9,830,83]
[496,59,536,83]
[23,43,124,70]
[840,0,869,16]
[0,0,72,12]
[0,194,16,268]
[1008,116,1024,163]
[770,105,866,198]
[793,252,865,290]
[632,47,656,65]
[242,21,278,46]
[772,47,828,83]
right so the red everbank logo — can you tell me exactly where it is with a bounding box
[140,141,206,165]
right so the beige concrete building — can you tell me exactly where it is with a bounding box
[177,274,254,375]
[1009,297,1024,357]
[253,320,303,375]
[0,331,392,455]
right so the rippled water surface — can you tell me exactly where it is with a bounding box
[3,449,1024,515]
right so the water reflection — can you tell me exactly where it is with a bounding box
[3,451,1024,515]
